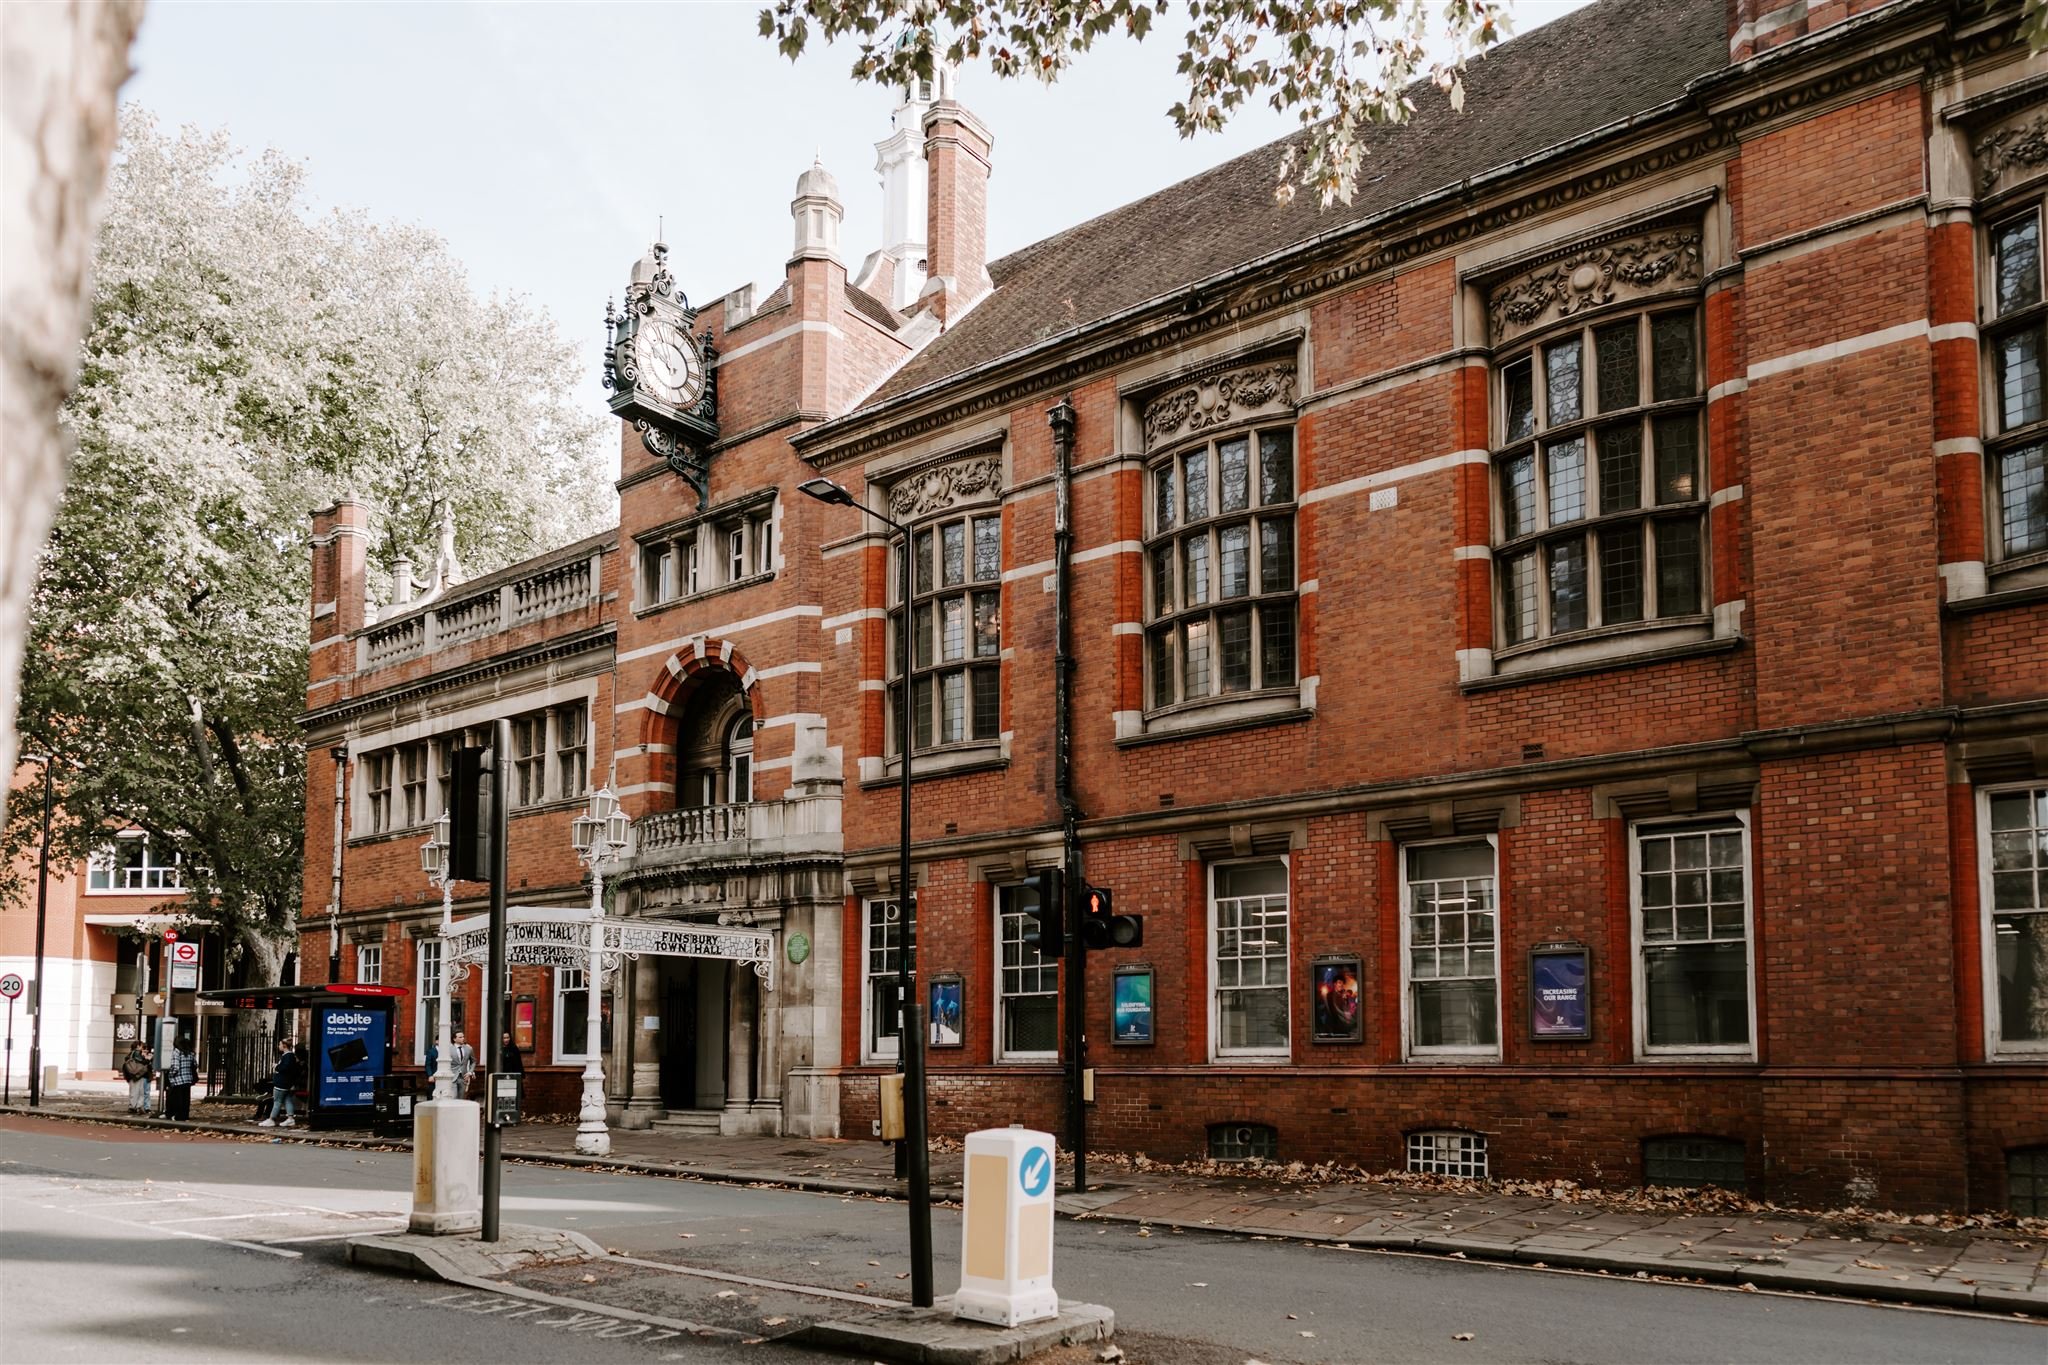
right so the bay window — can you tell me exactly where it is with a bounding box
[1495,308,1707,649]
[1147,427,1297,708]
[1987,208,2048,563]
[891,510,1001,754]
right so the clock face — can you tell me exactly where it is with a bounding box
[635,315,703,408]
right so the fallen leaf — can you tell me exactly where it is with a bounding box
[867,1260,880,1267]
[855,1282,869,1290]
[1186,1282,1208,1289]
[762,1317,788,1327]
[896,1273,909,1279]
[716,1290,738,1299]
[1452,1333,1475,1342]
[1299,1331,1316,1338]
[678,1232,695,1239]
[1739,1283,1758,1293]
[579,1273,597,1283]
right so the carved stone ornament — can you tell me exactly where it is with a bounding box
[1976,110,2048,195]
[887,453,1004,520]
[1142,361,1299,451]
[1486,230,1703,344]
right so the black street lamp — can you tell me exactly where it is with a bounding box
[798,474,934,1308]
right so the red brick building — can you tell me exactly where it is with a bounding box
[302,0,2048,1211]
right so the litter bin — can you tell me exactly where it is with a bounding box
[373,1073,423,1138]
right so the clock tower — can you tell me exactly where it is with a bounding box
[603,240,719,503]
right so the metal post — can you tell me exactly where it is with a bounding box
[481,719,510,1242]
[29,760,53,1106]
[796,475,932,1307]
[897,524,934,1309]
[1048,398,1086,1194]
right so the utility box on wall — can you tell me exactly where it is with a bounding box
[955,1127,1059,1327]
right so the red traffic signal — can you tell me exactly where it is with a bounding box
[1080,884,1142,950]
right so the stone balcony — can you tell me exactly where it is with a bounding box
[622,791,843,881]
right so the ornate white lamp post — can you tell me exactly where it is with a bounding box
[570,786,631,1157]
[419,814,458,1101]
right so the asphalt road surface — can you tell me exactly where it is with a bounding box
[2,1115,2041,1364]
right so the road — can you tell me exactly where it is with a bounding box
[2,1115,2040,1364]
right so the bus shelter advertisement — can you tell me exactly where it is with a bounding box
[318,1007,385,1107]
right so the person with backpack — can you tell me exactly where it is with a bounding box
[121,1040,153,1114]
[257,1037,301,1128]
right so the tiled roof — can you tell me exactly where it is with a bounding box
[863,0,1726,408]
[847,283,906,332]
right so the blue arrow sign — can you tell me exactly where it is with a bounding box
[1018,1145,1052,1198]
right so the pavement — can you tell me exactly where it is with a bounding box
[8,1087,2044,1320]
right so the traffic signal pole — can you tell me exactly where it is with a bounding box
[1048,398,1086,1195]
[481,719,510,1241]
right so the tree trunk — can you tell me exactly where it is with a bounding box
[0,0,144,812]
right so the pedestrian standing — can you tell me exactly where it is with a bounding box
[499,1031,524,1075]
[121,1040,154,1114]
[450,1029,476,1097]
[164,1035,197,1121]
[257,1038,301,1128]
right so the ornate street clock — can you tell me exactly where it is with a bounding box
[603,240,719,503]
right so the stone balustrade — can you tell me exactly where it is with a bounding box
[354,547,602,671]
[629,793,843,866]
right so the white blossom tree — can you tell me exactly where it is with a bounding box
[0,0,145,810]
[759,0,1511,207]
[3,111,613,989]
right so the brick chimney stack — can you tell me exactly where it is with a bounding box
[310,500,368,673]
[918,67,993,327]
[1727,0,1868,62]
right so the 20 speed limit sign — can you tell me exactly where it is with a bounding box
[0,974,23,1000]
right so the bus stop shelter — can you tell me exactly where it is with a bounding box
[198,983,407,1131]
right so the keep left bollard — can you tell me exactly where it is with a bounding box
[409,1097,481,1234]
[955,1127,1060,1327]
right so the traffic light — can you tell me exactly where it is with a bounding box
[1017,867,1065,959]
[448,746,493,882]
[1080,884,1143,950]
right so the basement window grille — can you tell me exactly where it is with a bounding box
[1643,1136,1746,1190]
[1208,1123,1278,1162]
[2011,1146,2048,1217]
[1407,1130,1488,1179]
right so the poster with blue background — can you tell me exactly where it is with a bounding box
[1529,945,1591,1040]
[317,1006,385,1107]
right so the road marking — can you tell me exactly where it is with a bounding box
[421,1290,705,1343]
[150,1210,327,1224]
[62,1205,303,1258]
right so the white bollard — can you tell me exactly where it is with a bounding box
[955,1127,1060,1327]
[408,1099,482,1235]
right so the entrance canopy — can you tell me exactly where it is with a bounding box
[199,983,409,1011]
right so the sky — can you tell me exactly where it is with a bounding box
[126,1,1591,415]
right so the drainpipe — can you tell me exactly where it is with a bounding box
[1047,397,1087,1194]
[329,746,347,984]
